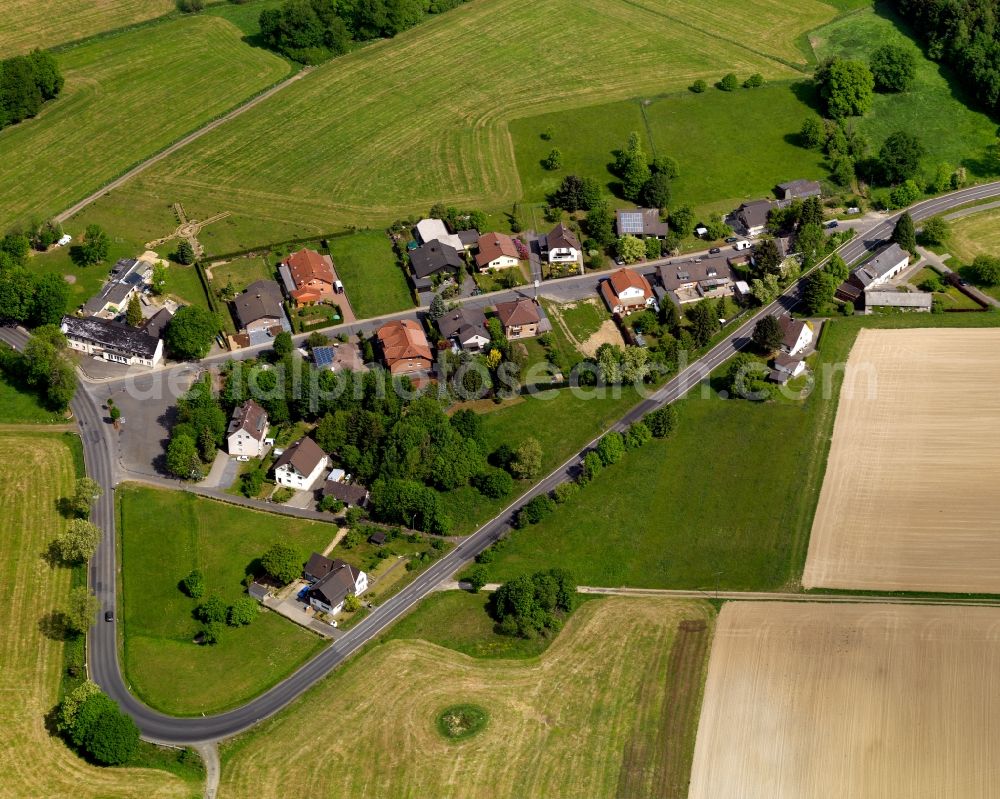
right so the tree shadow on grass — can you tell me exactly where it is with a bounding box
[38,610,72,641]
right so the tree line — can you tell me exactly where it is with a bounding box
[259,0,470,63]
[0,50,63,132]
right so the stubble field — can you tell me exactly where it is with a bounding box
[0,434,190,798]
[0,15,290,228]
[803,328,1000,593]
[83,0,834,251]
[689,601,1000,798]
[219,596,714,799]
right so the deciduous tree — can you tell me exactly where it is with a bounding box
[54,519,102,564]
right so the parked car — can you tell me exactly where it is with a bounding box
[725,236,738,243]
[827,220,839,228]
[709,247,721,254]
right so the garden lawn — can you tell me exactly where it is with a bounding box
[118,484,337,715]
[326,231,413,317]
[487,312,1000,591]
[440,386,641,534]
[0,0,173,55]
[513,82,830,216]
[0,373,66,424]
[0,434,193,798]
[91,0,833,241]
[207,255,274,294]
[0,14,290,229]
[808,7,1000,185]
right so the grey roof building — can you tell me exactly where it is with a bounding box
[776,179,822,200]
[409,241,464,290]
[437,306,489,350]
[61,315,164,367]
[616,208,670,238]
[864,290,933,313]
[83,258,146,316]
[232,280,285,332]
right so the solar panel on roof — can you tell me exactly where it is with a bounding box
[313,346,334,367]
[619,212,643,235]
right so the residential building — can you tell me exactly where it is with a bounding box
[768,353,806,384]
[543,222,581,265]
[226,400,269,458]
[414,218,465,252]
[273,436,328,490]
[847,243,910,291]
[863,289,932,314]
[600,268,656,316]
[657,259,736,305]
[377,319,433,375]
[736,199,775,237]
[60,315,163,367]
[304,556,368,615]
[615,208,670,239]
[231,279,287,337]
[313,343,365,372]
[777,314,813,356]
[322,472,370,508]
[494,298,541,339]
[82,257,147,318]
[278,248,339,307]
[775,179,822,201]
[474,232,520,271]
[408,241,464,292]
[437,307,490,351]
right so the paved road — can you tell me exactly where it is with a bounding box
[8,180,1000,746]
[54,68,313,225]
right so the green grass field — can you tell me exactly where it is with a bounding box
[219,595,714,798]
[808,7,1000,184]
[0,373,66,424]
[73,0,834,250]
[206,254,274,294]
[326,230,413,317]
[0,14,290,229]
[487,312,1000,590]
[118,485,337,716]
[0,0,174,55]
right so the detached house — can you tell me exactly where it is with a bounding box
[736,200,775,237]
[82,257,147,318]
[600,268,656,316]
[777,313,813,356]
[226,400,269,458]
[273,436,328,490]
[835,243,911,304]
[475,233,520,272]
[437,307,490,351]
[409,241,464,292]
[377,319,433,375]
[231,280,287,339]
[615,208,669,239]
[303,553,368,615]
[494,298,541,339]
[279,248,339,307]
[543,223,581,265]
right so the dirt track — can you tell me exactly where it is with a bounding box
[803,328,1000,593]
[689,601,1000,799]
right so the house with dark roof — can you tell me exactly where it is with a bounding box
[494,298,541,339]
[278,248,340,307]
[303,555,368,615]
[83,258,147,318]
[736,199,775,237]
[60,315,163,367]
[408,241,464,292]
[777,313,813,356]
[273,436,328,490]
[231,280,287,337]
[615,208,670,239]
[657,258,737,305]
[543,223,581,265]
[139,308,172,339]
[601,268,656,316]
[437,307,490,351]
[227,400,269,458]
[475,232,520,271]
[776,179,822,201]
[322,473,370,508]
[377,319,433,375]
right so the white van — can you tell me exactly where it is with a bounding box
[734,240,751,251]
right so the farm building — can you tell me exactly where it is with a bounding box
[775,179,822,200]
[864,290,932,314]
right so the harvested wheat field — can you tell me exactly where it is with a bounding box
[689,601,1000,799]
[0,434,189,798]
[803,327,1000,593]
[219,597,714,799]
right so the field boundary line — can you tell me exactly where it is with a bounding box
[577,586,1000,606]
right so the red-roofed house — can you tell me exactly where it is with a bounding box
[377,319,433,376]
[279,248,338,307]
[600,268,656,316]
[475,233,520,272]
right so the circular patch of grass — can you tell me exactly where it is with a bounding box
[435,704,488,741]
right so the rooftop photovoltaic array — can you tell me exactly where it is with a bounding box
[619,212,643,234]
[313,346,335,368]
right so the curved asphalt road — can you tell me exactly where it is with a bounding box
[9,181,1000,745]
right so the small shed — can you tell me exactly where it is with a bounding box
[368,531,387,546]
